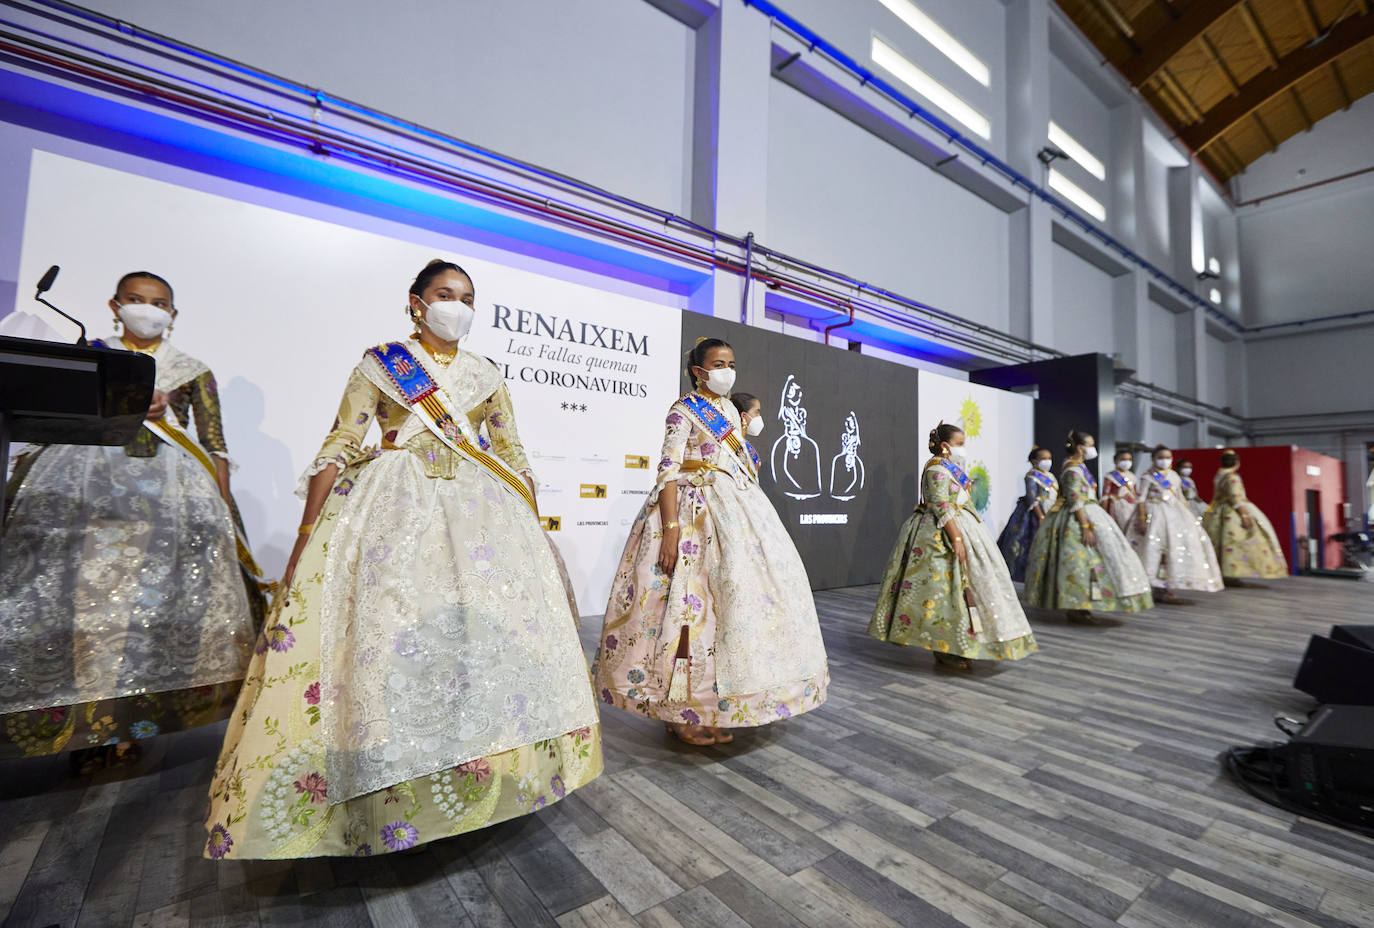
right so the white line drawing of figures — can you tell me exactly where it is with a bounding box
[829,411,865,501]
[770,373,822,499]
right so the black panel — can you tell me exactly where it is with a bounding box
[971,353,1116,484]
[681,319,922,591]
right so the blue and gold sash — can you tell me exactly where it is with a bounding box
[1148,468,1173,490]
[1028,468,1058,493]
[744,441,762,472]
[939,457,972,490]
[1104,470,1131,489]
[678,393,758,481]
[1078,463,1098,492]
[368,342,537,514]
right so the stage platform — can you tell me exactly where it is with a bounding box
[3,576,1372,928]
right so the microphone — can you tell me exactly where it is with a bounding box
[32,265,88,346]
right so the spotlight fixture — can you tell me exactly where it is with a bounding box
[1196,269,1220,281]
[1037,145,1069,166]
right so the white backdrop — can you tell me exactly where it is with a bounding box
[13,151,682,610]
[915,370,1036,535]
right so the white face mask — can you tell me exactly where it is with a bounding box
[698,367,736,395]
[946,445,967,466]
[1082,447,1099,461]
[118,304,172,339]
[420,298,474,342]
[1155,457,1172,470]
[1036,459,1053,471]
[1118,459,1134,471]
[1179,466,1193,476]
[745,416,764,437]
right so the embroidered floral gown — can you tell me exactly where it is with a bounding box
[870,459,1038,661]
[204,339,600,860]
[996,470,1058,583]
[1024,464,1154,613]
[1100,469,1138,531]
[1202,469,1287,579]
[1179,474,1209,520]
[0,340,259,759]
[593,394,828,729]
[1126,469,1223,592]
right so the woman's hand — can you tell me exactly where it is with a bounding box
[1081,520,1097,547]
[1240,513,1252,531]
[658,524,680,576]
[950,535,968,566]
[146,389,168,421]
[280,534,309,594]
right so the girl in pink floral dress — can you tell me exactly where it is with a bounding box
[592,339,828,746]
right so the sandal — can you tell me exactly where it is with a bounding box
[933,652,973,672]
[666,723,715,746]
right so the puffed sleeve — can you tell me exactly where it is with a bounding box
[296,366,382,498]
[1023,473,1039,505]
[483,382,533,479]
[651,404,692,502]
[923,465,958,528]
[187,370,231,461]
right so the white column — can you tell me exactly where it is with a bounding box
[689,0,770,323]
[1005,0,1054,347]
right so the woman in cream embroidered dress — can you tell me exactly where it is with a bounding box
[204,261,600,860]
[869,423,1037,670]
[1024,431,1153,623]
[1202,449,1287,581]
[1126,445,1223,601]
[593,339,828,747]
[995,446,1058,583]
[1,271,257,766]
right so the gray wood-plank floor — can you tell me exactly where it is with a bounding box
[3,576,1372,928]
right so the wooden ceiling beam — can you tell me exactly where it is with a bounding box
[1158,66,1205,121]
[1118,0,1243,87]
[1292,0,1323,40]
[1089,0,1143,53]
[1252,112,1278,152]
[1199,32,1243,95]
[1180,10,1374,151]
[1328,59,1352,108]
[1238,2,1280,69]
[1289,87,1313,131]
[1218,138,1246,175]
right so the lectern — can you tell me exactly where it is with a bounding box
[0,334,155,570]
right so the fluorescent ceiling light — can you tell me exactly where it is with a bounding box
[1207,256,1221,275]
[871,37,991,139]
[876,0,990,86]
[1047,122,1105,181]
[1047,168,1106,222]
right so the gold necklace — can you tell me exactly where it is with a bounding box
[120,336,161,355]
[419,339,457,367]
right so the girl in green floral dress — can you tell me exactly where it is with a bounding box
[1024,430,1154,623]
[869,423,1038,671]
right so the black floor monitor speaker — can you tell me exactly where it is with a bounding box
[1331,625,1374,652]
[1293,635,1374,706]
[1224,705,1374,837]
[1284,705,1374,820]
